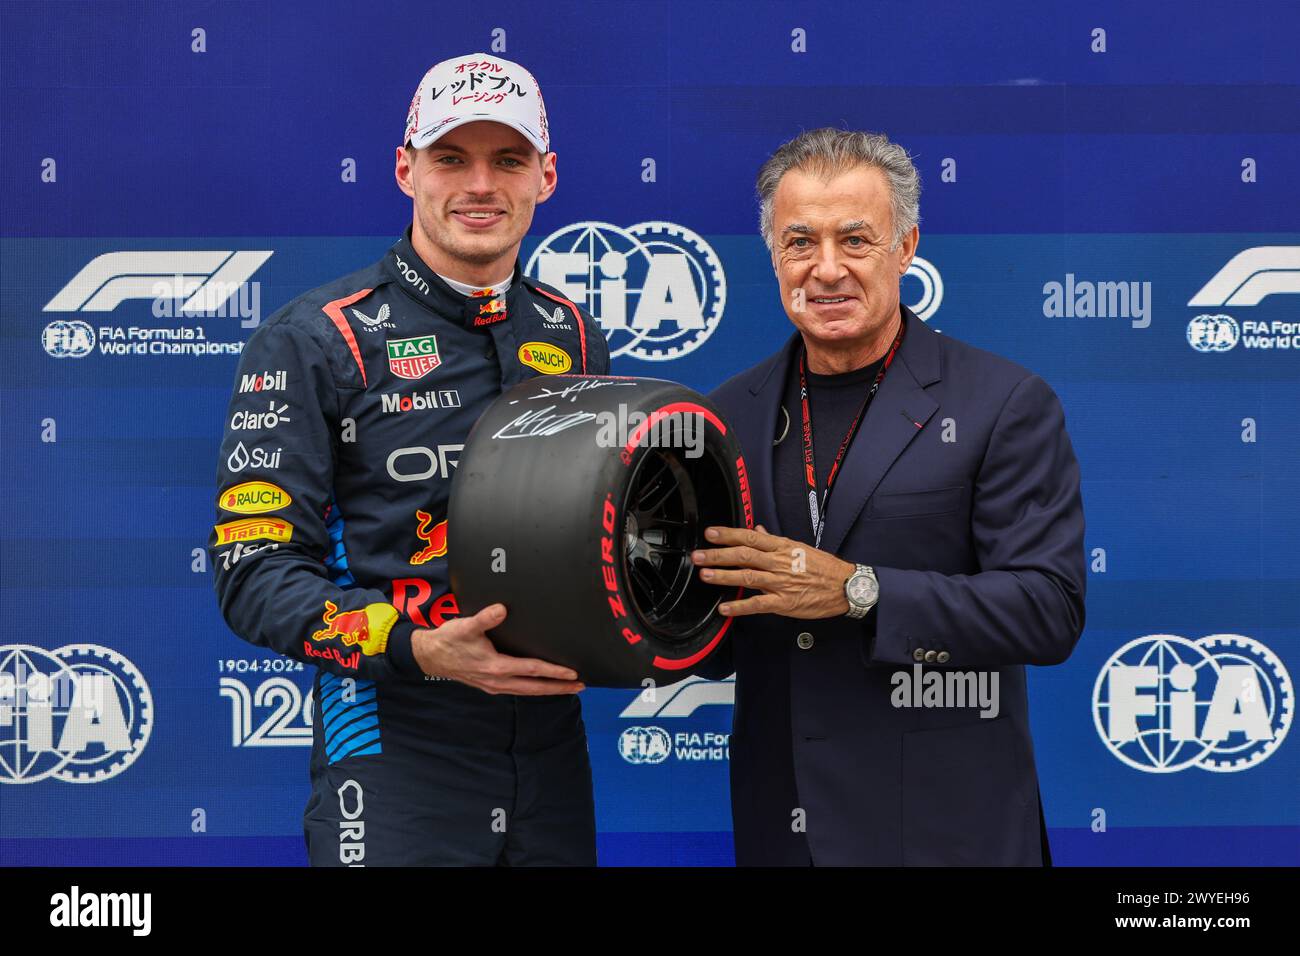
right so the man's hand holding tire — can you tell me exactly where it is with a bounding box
[411,604,587,696]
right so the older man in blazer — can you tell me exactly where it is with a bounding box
[693,127,1086,866]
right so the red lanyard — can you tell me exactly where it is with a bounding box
[798,317,906,547]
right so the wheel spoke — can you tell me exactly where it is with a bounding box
[639,475,678,515]
[646,545,691,557]
[629,558,673,617]
[632,456,671,509]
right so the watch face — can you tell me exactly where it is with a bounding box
[848,574,878,605]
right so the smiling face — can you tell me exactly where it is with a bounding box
[770,163,919,371]
[395,121,557,285]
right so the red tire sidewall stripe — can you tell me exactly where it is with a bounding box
[600,400,749,672]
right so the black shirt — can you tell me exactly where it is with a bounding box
[773,352,887,545]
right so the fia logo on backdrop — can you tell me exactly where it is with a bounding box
[527,221,727,361]
[1092,633,1292,773]
[0,644,153,784]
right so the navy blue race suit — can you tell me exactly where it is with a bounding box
[209,227,609,865]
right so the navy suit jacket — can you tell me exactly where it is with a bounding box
[704,305,1086,866]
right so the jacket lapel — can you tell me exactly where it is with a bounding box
[817,306,942,556]
[739,331,802,536]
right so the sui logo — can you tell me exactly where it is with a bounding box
[618,726,672,765]
[0,644,153,784]
[526,221,726,361]
[1092,634,1292,773]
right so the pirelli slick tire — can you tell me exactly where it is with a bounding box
[447,375,753,688]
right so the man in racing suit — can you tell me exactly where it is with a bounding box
[209,53,609,865]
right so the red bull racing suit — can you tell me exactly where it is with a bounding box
[209,226,609,865]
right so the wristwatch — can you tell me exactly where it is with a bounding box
[843,564,879,619]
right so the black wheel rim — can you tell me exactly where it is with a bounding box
[623,435,735,643]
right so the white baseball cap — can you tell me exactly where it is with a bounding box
[404,53,550,155]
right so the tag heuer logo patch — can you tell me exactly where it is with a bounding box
[387,334,441,380]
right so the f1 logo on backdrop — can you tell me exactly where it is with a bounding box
[1188,247,1300,309]
[44,251,272,314]
[1092,633,1292,773]
[0,644,153,784]
[1187,246,1300,352]
[619,674,735,718]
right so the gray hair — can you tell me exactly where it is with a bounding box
[756,127,921,254]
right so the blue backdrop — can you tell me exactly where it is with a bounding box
[2,0,1297,866]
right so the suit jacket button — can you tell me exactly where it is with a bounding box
[936,651,951,664]
[924,650,938,663]
[796,632,814,650]
[912,648,926,662]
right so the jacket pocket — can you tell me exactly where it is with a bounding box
[900,716,1037,865]
[867,484,965,519]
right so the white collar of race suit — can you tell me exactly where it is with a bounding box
[437,270,513,298]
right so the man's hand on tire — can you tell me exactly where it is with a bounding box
[411,604,587,695]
